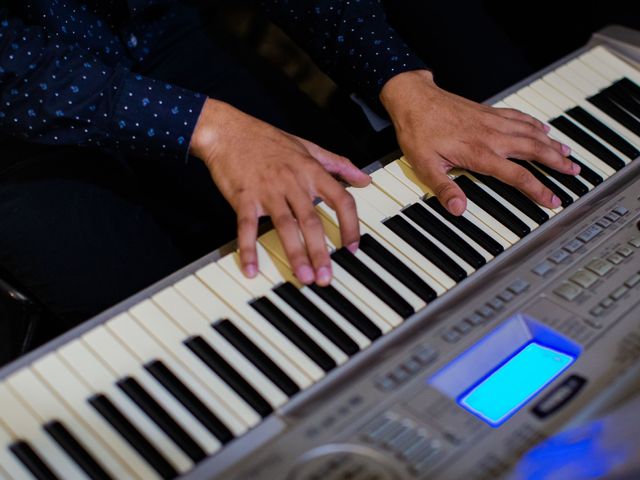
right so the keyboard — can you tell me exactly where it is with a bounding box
[1,25,640,480]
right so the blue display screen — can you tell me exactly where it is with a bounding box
[459,342,575,426]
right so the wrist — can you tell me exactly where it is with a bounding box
[379,69,437,119]
[190,97,228,162]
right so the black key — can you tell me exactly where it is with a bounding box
[514,160,573,207]
[359,233,437,303]
[308,284,382,340]
[532,162,589,197]
[274,282,359,355]
[214,320,300,397]
[10,441,59,480]
[568,155,603,187]
[588,93,640,137]
[566,106,639,160]
[145,360,234,444]
[250,297,336,372]
[403,203,486,269]
[384,215,467,282]
[185,336,274,416]
[89,394,177,480]
[550,116,626,170]
[454,175,530,238]
[465,173,550,225]
[117,376,206,463]
[604,83,640,119]
[331,247,414,319]
[617,77,640,100]
[44,421,112,480]
[425,196,504,256]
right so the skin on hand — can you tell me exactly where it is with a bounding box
[380,70,580,216]
[190,98,371,286]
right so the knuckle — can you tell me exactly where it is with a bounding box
[434,181,456,198]
[335,190,356,211]
[272,213,293,228]
[299,211,322,230]
[513,167,534,189]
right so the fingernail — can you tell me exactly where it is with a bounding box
[316,266,332,286]
[447,198,464,215]
[296,265,315,284]
[347,242,359,254]
[543,124,551,133]
[244,263,257,278]
[561,144,571,156]
[551,195,561,208]
[571,162,581,175]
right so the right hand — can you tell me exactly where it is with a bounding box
[190,98,371,286]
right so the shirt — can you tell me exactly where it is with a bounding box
[0,0,427,160]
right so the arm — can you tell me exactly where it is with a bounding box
[0,9,205,159]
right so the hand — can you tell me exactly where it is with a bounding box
[380,70,580,215]
[190,98,371,285]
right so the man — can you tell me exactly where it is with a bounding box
[0,0,577,334]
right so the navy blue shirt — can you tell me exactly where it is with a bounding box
[0,1,426,160]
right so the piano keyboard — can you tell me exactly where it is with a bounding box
[1,32,640,480]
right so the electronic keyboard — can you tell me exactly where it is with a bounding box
[1,25,640,480]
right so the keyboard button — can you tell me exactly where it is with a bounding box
[508,279,530,295]
[532,261,554,277]
[629,238,640,248]
[617,246,633,257]
[604,211,620,222]
[607,253,624,265]
[613,206,629,216]
[585,259,614,276]
[600,297,615,309]
[548,249,571,264]
[625,274,640,288]
[596,217,613,229]
[576,225,603,243]
[554,282,583,301]
[497,290,515,303]
[589,306,605,318]
[477,305,495,318]
[570,270,599,288]
[610,286,629,300]
[563,239,584,253]
[487,297,505,311]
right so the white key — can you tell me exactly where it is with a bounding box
[128,298,263,428]
[0,383,90,479]
[355,183,475,275]
[316,202,443,297]
[33,354,158,480]
[259,229,399,330]
[197,262,324,382]
[503,93,615,178]
[57,343,190,475]
[67,332,192,473]
[7,369,135,480]
[543,71,640,149]
[174,275,312,389]
[385,159,514,248]
[567,58,610,89]
[531,80,632,164]
[374,166,496,258]
[0,420,40,480]
[152,288,288,409]
[218,254,349,365]
[106,312,230,454]
[587,46,640,85]
[82,327,204,469]
[555,64,600,94]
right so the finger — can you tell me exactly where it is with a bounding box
[317,174,361,252]
[472,153,561,209]
[493,107,549,133]
[500,136,580,175]
[296,137,371,187]
[268,198,315,285]
[493,117,567,155]
[237,203,259,278]
[414,157,467,216]
[286,185,333,286]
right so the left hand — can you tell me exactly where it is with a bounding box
[380,70,580,216]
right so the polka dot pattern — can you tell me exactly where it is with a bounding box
[262,0,428,105]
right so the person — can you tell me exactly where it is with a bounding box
[0,0,579,337]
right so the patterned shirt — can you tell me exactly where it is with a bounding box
[0,0,426,160]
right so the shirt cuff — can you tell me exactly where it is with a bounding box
[108,72,207,159]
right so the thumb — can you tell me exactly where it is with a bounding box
[297,137,371,187]
[418,165,467,216]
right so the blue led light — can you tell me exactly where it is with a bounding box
[459,342,575,426]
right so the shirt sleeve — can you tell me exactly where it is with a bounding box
[261,0,429,106]
[0,9,206,160]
